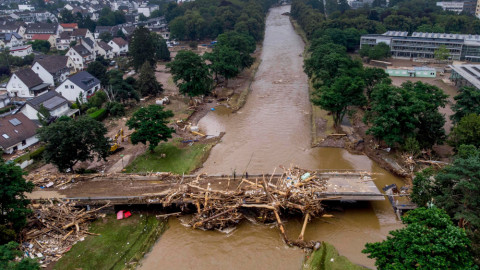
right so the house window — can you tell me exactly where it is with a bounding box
[36,66,39,70]
[70,85,74,89]
[22,140,26,146]
[12,146,17,151]
[65,85,68,88]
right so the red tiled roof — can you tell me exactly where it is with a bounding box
[112,37,127,46]
[60,23,78,29]
[32,34,52,40]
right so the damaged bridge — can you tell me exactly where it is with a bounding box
[28,169,384,205]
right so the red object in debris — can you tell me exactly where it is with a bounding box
[123,211,132,219]
[117,210,124,220]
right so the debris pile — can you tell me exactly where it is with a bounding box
[22,200,110,266]
[160,167,331,248]
[25,171,78,189]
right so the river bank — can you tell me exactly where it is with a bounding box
[139,5,403,270]
[52,214,167,270]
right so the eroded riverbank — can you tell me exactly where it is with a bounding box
[139,5,403,269]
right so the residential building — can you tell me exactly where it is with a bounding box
[55,71,100,102]
[0,113,39,154]
[59,23,78,33]
[436,1,465,13]
[18,4,35,11]
[138,4,159,17]
[6,69,49,98]
[32,55,74,85]
[24,23,58,40]
[0,32,23,48]
[0,21,25,36]
[9,44,32,58]
[31,34,56,48]
[66,44,94,70]
[95,40,113,59]
[108,37,128,56]
[94,25,121,39]
[360,31,480,61]
[450,64,480,89]
[19,91,73,121]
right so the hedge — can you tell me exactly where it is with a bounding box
[89,108,107,121]
[0,105,14,114]
[14,146,45,164]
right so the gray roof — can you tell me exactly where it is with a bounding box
[26,90,68,111]
[97,40,112,51]
[0,112,38,149]
[0,33,22,41]
[26,23,58,34]
[72,44,91,57]
[13,69,44,89]
[34,55,70,74]
[82,37,94,48]
[68,71,100,91]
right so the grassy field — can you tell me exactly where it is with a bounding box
[124,139,216,174]
[302,242,368,270]
[54,214,167,270]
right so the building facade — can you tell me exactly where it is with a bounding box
[360,31,480,61]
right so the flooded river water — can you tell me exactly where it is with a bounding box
[139,5,403,269]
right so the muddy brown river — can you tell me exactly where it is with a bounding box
[139,5,403,269]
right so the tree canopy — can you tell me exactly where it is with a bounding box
[37,116,110,172]
[363,207,477,269]
[86,61,108,86]
[452,86,480,124]
[166,50,213,97]
[0,160,33,235]
[365,81,447,147]
[0,242,39,270]
[126,105,175,152]
[106,70,140,103]
[129,26,156,70]
[136,62,163,97]
[411,148,480,265]
[448,113,480,149]
[204,44,241,87]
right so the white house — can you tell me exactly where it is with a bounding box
[0,113,39,154]
[32,55,74,85]
[9,44,32,58]
[55,71,100,102]
[66,44,94,70]
[95,41,113,59]
[108,37,128,56]
[6,69,50,98]
[18,5,35,11]
[138,4,159,17]
[19,91,72,121]
[0,33,23,48]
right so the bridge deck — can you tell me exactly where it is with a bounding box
[28,172,385,204]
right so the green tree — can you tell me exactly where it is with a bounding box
[217,31,256,70]
[37,116,110,172]
[449,113,480,148]
[363,67,389,100]
[452,86,480,123]
[136,62,163,97]
[363,207,477,269]
[106,70,140,103]
[29,40,50,54]
[366,81,447,147]
[166,50,213,97]
[37,104,51,126]
[86,61,108,86]
[126,105,175,152]
[204,45,241,87]
[60,8,74,23]
[0,161,34,234]
[411,150,480,264]
[369,42,390,60]
[434,44,450,60]
[139,13,148,21]
[151,33,171,62]
[129,26,155,70]
[98,32,113,43]
[312,75,366,128]
[0,242,39,270]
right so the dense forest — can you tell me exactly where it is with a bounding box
[165,0,277,41]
